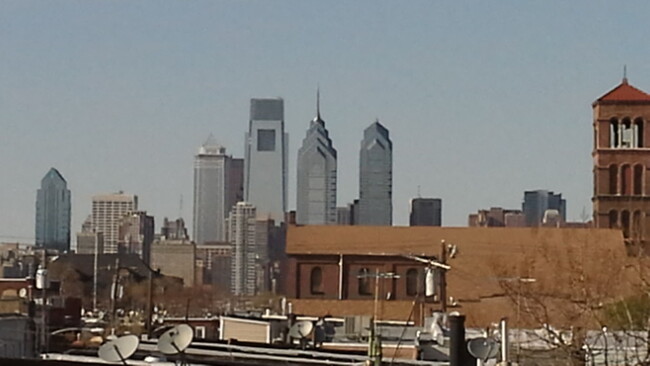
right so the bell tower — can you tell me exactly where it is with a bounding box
[593,78,650,251]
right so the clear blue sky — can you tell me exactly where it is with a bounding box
[2,1,649,242]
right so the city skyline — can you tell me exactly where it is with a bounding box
[2,2,648,242]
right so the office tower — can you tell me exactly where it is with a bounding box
[226,202,258,296]
[118,211,154,265]
[160,217,189,241]
[409,198,442,226]
[151,239,196,287]
[76,232,104,255]
[336,207,352,225]
[35,168,71,252]
[522,190,566,227]
[468,207,525,227]
[244,98,288,222]
[193,136,244,244]
[357,121,393,225]
[593,78,650,247]
[296,92,337,225]
[92,192,138,254]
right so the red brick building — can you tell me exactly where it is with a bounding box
[592,78,650,250]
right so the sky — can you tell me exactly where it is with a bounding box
[2,1,650,243]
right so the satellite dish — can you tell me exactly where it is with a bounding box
[98,334,139,365]
[18,288,27,298]
[467,337,499,362]
[157,324,193,355]
[289,320,314,339]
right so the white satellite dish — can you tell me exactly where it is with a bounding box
[289,320,314,339]
[98,334,139,365]
[467,337,499,362]
[157,324,194,355]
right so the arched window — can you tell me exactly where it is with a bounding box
[622,210,631,238]
[633,211,643,239]
[622,118,634,148]
[310,267,323,294]
[622,165,632,195]
[611,118,619,147]
[609,210,618,229]
[406,269,419,297]
[609,164,618,194]
[636,118,645,148]
[358,268,371,296]
[635,165,644,195]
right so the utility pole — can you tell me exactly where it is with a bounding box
[110,257,120,331]
[93,228,99,311]
[440,240,448,313]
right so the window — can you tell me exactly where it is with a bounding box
[195,326,206,339]
[611,118,619,147]
[636,118,644,147]
[634,211,643,239]
[621,118,634,148]
[358,268,371,296]
[634,165,644,195]
[609,210,618,229]
[622,210,631,238]
[257,129,276,151]
[609,165,618,195]
[310,267,323,294]
[406,268,418,297]
[622,165,632,195]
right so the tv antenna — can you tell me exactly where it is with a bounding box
[157,324,194,365]
[289,320,314,349]
[98,334,139,365]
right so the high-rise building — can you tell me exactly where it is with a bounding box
[151,239,195,287]
[226,202,258,296]
[357,121,393,226]
[468,207,525,227]
[592,78,650,248]
[244,98,288,222]
[35,168,71,252]
[522,190,566,227]
[409,198,442,226]
[296,92,337,225]
[193,136,243,244]
[91,192,138,254]
[117,211,154,265]
[76,232,104,255]
[160,217,189,241]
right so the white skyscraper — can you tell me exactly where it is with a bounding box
[192,135,242,244]
[244,98,288,222]
[226,202,257,296]
[91,192,138,253]
[357,121,393,226]
[296,91,337,225]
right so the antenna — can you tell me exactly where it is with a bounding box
[289,320,314,349]
[467,337,499,363]
[179,194,183,219]
[157,324,193,365]
[623,64,628,83]
[98,334,139,365]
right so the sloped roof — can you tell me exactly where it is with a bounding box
[595,79,650,103]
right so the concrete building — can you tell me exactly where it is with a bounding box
[226,202,258,296]
[357,121,392,226]
[468,207,525,227]
[244,98,288,222]
[35,168,71,252]
[592,78,650,250]
[117,211,154,265]
[91,192,138,254]
[409,198,442,226]
[76,232,104,255]
[160,217,189,241]
[193,136,243,244]
[296,92,337,225]
[336,206,352,225]
[522,190,566,227]
[151,239,195,287]
[195,243,231,292]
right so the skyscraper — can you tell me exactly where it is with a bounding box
[296,91,337,225]
[409,198,442,226]
[226,202,258,296]
[357,121,393,225]
[192,136,243,244]
[244,98,288,222]
[522,190,566,227]
[117,211,154,265]
[91,192,138,253]
[35,168,71,252]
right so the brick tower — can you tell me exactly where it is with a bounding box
[593,77,650,251]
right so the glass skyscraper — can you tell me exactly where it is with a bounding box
[296,93,337,225]
[357,121,393,226]
[244,98,288,222]
[35,168,71,252]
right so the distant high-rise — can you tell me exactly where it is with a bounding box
[118,211,154,265]
[244,98,288,222]
[92,192,138,253]
[226,202,258,296]
[296,91,337,225]
[193,136,243,244]
[35,168,71,252]
[522,190,566,227]
[409,198,442,226]
[357,121,393,225]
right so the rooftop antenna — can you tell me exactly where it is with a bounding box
[157,324,194,366]
[98,334,139,365]
[179,194,183,219]
[623,65,628,84]
[316,86,321,120]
